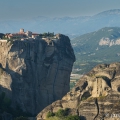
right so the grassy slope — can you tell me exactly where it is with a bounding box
[71,27,120,74]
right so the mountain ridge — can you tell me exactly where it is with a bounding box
[95,9,120,16]
[72,27,120,74]
[1,9,120,37]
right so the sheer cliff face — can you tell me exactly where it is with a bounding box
[0,34,75,115]
[37,63,120,120]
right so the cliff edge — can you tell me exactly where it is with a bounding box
[0,34,75,115]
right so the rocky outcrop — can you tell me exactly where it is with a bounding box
[37,62,120,120]
[0,34,75,115]
[99,37,120,47]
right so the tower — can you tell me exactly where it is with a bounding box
[20,28,24,33]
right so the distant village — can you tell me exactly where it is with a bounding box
[0,29,56,41]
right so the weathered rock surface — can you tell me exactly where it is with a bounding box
[0,34,75,115]
[37,62,120,120]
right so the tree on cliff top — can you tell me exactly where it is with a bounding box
[0,33,4,39]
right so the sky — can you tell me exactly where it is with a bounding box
[1,0,120,20]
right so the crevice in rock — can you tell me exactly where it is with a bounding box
[96,76,111,88]
[104,77,111,88]
[112,70,116,79]
[53,61,59,101]
[117,87,120,92]
[81,91,91,101]
[93,98,99,120]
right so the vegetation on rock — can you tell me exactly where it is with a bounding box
[46,111,55,118]
[46,108,80,120]
[39,32,54,38]
[0,33,4,39]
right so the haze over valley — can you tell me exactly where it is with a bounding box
[1,9,120,38]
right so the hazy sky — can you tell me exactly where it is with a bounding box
[1,0,120,19]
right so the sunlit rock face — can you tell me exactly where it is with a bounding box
[37,62,120,120]
[0,34,75,115]
[99,37,120,46]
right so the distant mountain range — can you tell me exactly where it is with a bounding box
[71,27,120,74]
[1,9,120,38]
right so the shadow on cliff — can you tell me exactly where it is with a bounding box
[0,63,12,97]
[0,40,47,116]
[0,84,11,99]
[0,61,33,117]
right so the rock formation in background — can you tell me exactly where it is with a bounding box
[37,62,120,120]
[0,34,75,115]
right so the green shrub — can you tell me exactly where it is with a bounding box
[46,116,59,120]
[47,111,55,118]
[98,95,106,100]
[55,108,69,118]
[65,115,80,120]
[40,32,54,38]
[7,39,14,45]
[64,108,69,113]
[81,97,87,101]
[55,109,65,117]
[46,108,80,120]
